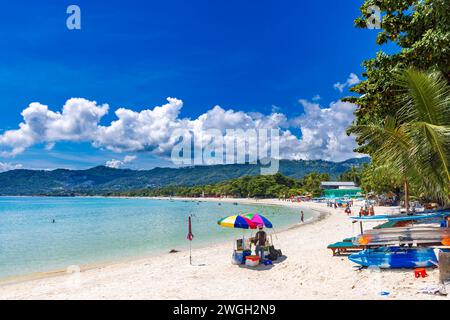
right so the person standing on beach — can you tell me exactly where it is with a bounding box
[345,206,351,215]
[300,211,304,223]
[253,226,267,261]
[360,206,365,216]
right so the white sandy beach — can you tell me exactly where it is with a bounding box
[0,198,447,300]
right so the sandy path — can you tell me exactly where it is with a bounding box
[0,199,447,300]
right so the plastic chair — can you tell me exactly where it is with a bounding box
[414,268,427,278]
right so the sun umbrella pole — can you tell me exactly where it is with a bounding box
[272,226,279,240]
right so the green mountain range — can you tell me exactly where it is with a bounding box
[0,157,369,195]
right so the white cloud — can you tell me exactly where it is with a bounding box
[291,99,361,161]
[105,155,137,169]
[45,142,55,151]
[271,105,281,113]
[123,155,137,163]
[0,97,364,163]
[105,159,123,169]
[0,98,108,156]
[0,162,23,172]
[312,94,321,101]
[333,73,361,93]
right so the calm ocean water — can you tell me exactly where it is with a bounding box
[0,197,314,279]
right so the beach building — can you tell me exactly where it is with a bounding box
[320,181,362,198]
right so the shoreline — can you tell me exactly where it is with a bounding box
[0,197,320,287]
[0,198,447,300]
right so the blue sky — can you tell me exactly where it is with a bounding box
[0,1,387,171]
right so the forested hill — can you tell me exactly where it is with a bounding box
[0,157,369,195]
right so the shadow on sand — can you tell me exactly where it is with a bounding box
[238,255,287,271]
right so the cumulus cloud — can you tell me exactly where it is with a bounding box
[105,159,122,169]
[0,162,23,172]
[290,100,360,161]
[0,97,363,163]
[0,98,108,156]
[333,73,361,93]
[123,155,137,163]
[105,155,137,169]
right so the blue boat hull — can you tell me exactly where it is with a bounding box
[349,247,446,269]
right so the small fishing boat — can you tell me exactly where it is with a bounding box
[349,247,449,269]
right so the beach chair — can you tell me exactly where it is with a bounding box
[327,241,364,256]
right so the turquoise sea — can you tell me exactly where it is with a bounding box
[0,197,314,279]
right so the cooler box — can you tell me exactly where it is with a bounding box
[245,255,260,267]
[242,250,252,262]
[232,250,252,265]
[231,251,242,265]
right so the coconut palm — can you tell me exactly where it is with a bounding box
[360,161,403,196]
[351,69,450,209]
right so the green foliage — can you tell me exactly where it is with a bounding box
[0,158,369,196]
[339,164,368,185]
[351,69,450,203]
[347,0,450,151]
[112,171,331,199]
[301,172,330,196]
[359,162,403,195]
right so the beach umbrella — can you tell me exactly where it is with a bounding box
[241,213,273,228]
[187,215,194,241]
[217,215,257,229]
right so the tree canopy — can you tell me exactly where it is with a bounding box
[110,172,331,199]
[346,0,450,152]
[350,69,450,204]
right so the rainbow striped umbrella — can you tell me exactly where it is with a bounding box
[242,213,273,228]
[217,215,257,229]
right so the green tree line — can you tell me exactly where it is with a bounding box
[109,172,331,199]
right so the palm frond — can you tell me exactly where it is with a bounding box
[353,68,450,204]
[395,69,450,126]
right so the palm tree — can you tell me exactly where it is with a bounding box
[351,69,450,209]
[360,161,403,196]
[340,165,364,185]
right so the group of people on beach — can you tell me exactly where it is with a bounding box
[327,200,354,209]
[359,205,375,216]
